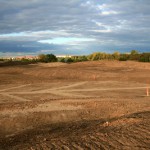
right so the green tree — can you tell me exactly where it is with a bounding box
[119,54,129,61]
[38,54,57,62]
[139,53,150,62]
[45,54,57,62]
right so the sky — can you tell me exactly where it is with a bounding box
[0,0,150,57]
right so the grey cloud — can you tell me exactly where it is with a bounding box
[0,40,71,55]
[0,0,150,55]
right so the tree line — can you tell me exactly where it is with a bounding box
[58,50,150,63]
[0,50,150,65]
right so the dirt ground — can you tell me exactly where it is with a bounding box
[0,60,150,150]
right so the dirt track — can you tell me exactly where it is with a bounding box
[0,61,150,150]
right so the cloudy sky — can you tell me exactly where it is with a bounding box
[0,0,150,57]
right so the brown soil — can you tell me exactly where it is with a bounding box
[0,61,150,150]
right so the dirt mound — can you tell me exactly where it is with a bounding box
[0,60,150,85]
[36,62,66,67]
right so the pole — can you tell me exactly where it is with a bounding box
[93,75,96,80]
[146,87,149,96]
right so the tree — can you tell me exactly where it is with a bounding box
[45,54,57,62]
[38,54,57,62]
[119,54,129,61]
[139,53,150,62]
[130,50,139,55]
[65,57,73,63]
[130,50,140,60]
[38,54,46,62]
[112,51,120,60]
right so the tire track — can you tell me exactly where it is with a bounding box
[1,93,30,102]
[0,84,31,92]
[2,86,149,95]
[62,86,150,92]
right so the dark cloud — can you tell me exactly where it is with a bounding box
[0,0,150,56]
[0,40,69,54]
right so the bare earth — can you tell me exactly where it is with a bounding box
[0,61,150,150]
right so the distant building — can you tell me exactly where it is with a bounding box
[7,56,38,61]
[56,55,72,58]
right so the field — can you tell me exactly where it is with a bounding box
[0,60,150,150]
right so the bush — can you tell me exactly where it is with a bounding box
[119,54,129,61]
[139,53,150,62]
[65,57,74,63]
[0,58,4,61]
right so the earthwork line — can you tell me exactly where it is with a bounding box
[48,81,88,90]
[36,81,88,93]
[0,84,31,92]
[65,86,150,92]
[2,86,150,94]
[1,93,30,101]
